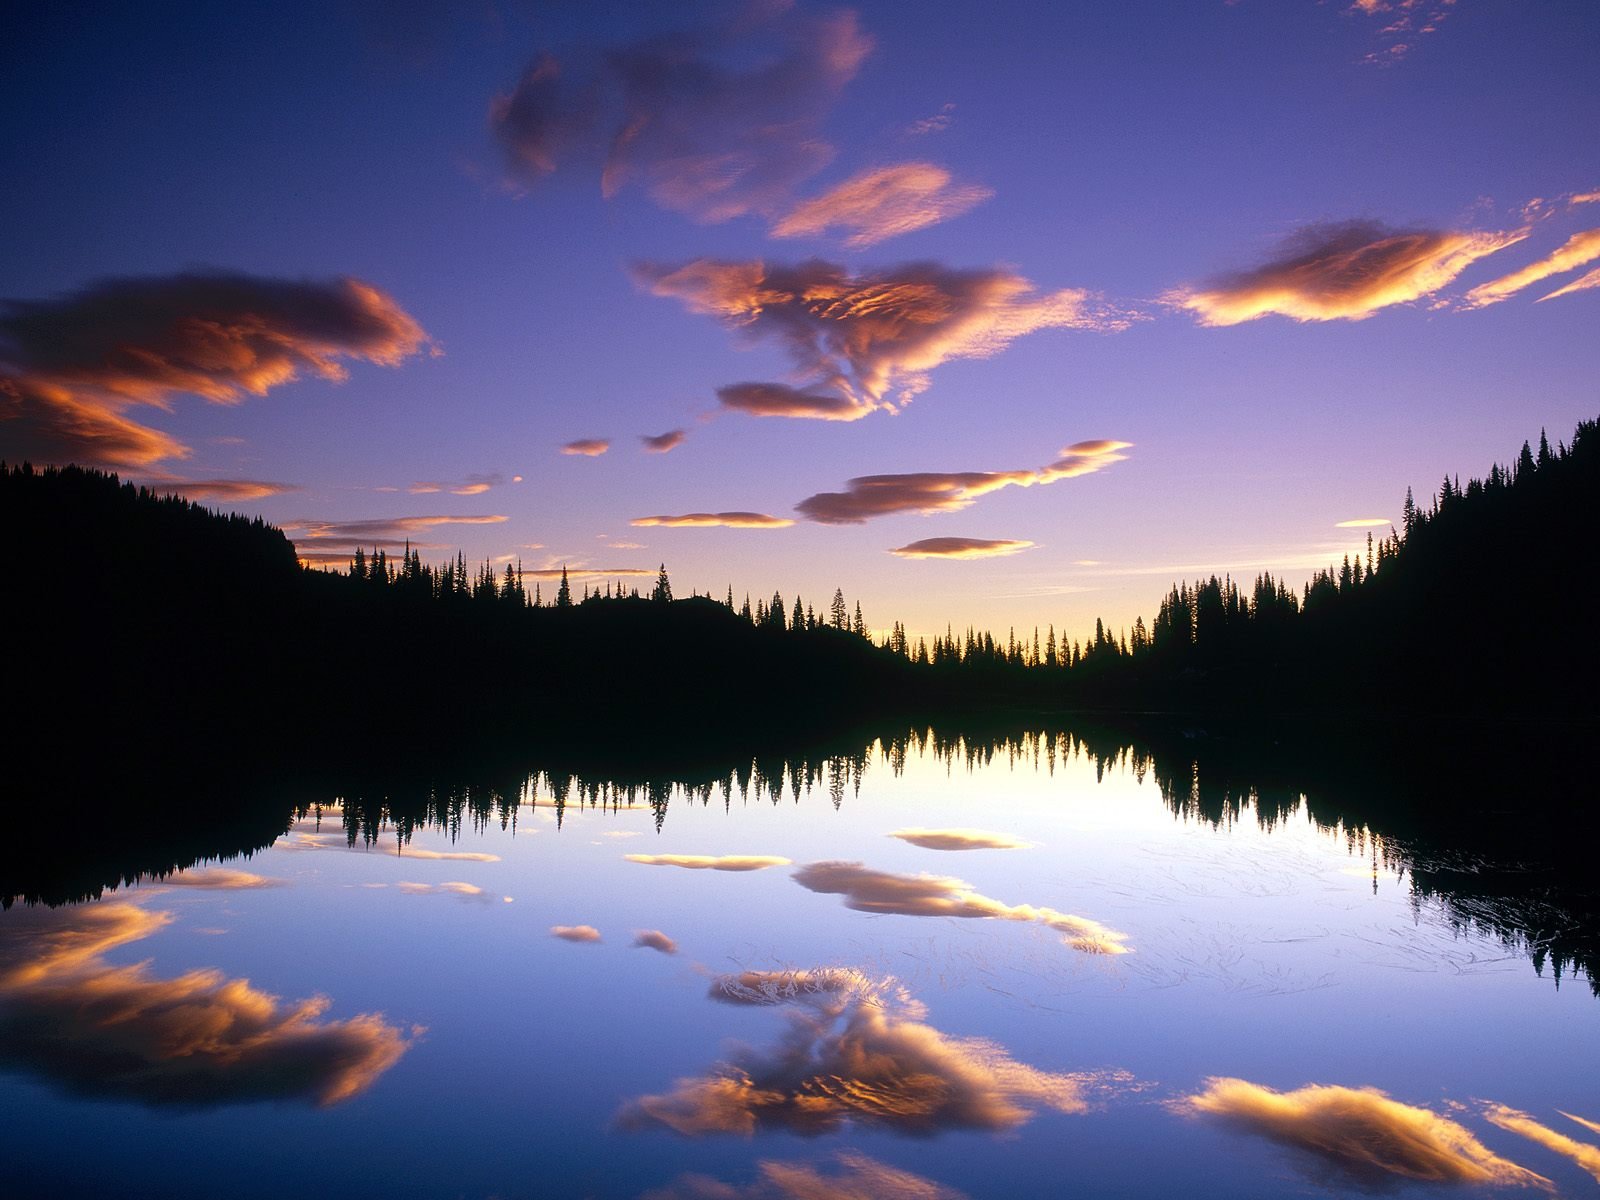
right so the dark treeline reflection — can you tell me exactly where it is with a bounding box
[12,716,1590,997]
[297,718,1600,997]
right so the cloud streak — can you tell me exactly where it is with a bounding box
[1483,1105,1600,1184]
[1180,1078,1548,1190]
[626,854,792,872]
[772,162,993,247]
[797,440,1129,525]
[889,537,1035,560]
[1461,228,1600,309]
[792,861,1129,954]
[1539,265,1600,303]
[632,512,794,529]
[143,477,300,503]
[0,903,412,1107]
[619,969,1090,1137]
[0,271,429,469]
[561,438,610,457]
[1170,221,1523,325]
[637,259,1128,419]
[490,6,872,224]
[888,828,1032,851]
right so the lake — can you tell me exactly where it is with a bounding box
[2,726,1597,1198]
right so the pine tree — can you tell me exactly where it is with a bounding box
[556,565,572,608]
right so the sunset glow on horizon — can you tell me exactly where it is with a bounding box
[3,0,1595,644]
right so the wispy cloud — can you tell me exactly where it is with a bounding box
[1483,1105,1600,1184]
[906,102,956,136]
[146,867,282,890]
[632,930,679,955]
[551,925,602,943]
[561,438,610,457]
[1461,229,1600,309]
[626,853,792,872]
[797,440,1130,525]
[287,514,507,542]
[632,512,794,529]
[643,1151,968,1200]
[407,472,502,495]
[772,162,993,247]
[141,477,300,503]
[889,537,1035,559]
[640,429,686,453]
[619,969,1095,1136]
[0,903,412,1107]
[395,881,487,902]
[793,861,1129,954]
[1180,1078,1548,1190]
[889,828,1032,851]
[0,271,430,469]
[1169,221,1523,325]
[490,5,872,224]
[636,258,1130,420]
[1335,517,1392,528]
[1539,265,1600,303]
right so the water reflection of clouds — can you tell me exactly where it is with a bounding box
[0,902,412,1107]
[274,828,501,862]
[1484,1104,1600,1184]
[627,854,793,872]
[633,930,678,955]
[1180,1077,1550,1191]
[142,867,282,890]
[642,1151,967,1199]
[618,968,1094,1137]
[792,861,1130,955]
[888,828,1032,851]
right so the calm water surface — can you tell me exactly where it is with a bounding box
[3,735,1597,1198]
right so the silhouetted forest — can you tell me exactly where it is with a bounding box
[8,416,1597,759]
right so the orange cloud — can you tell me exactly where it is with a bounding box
[632,512,794,529]
[1181,1078,1548,1190]
[772,162,993,247]
[561,438,610,457]
[142,477,299,502]
[407,473,502,495]
[889,537,1035,560]
[632,930,679,955]
[1462,228,1600,308]
[641,429,686,453]
[0,903,412,1106]
[642,1151,968,1200]
[148,867,280,890]
[1483,1105,1600,1183]
[889,828,1032,851]
[1170,221,1523,325]
[626,854,792,872]
[1540,265,1600,302]
[1563,1112,1600,1138]
[797,440,1130,525]
[551,925,601,943]
[715,381,874,421]
[0,271,429,469]
[286,514,507,543]
[490,7,872,224]
[792,861,1129,954]
[636,259,1129,418]
[618,969,1089,1137]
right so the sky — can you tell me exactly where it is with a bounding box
[2,0,1597,643]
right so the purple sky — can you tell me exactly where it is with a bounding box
[3,0,1597,642]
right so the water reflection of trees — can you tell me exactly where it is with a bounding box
[7,719,1593,996]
